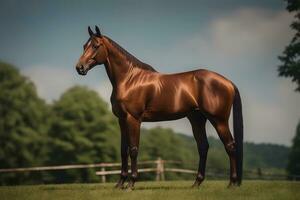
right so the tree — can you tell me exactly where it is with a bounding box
[278,0,300,91]
[287,122,300,179]
[278,0,300,180]
[0,62,49,185]
[46,86,120,183]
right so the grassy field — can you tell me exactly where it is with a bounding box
[0,180,299,200]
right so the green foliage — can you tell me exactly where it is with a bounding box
[0,62,49,184]
[244,142,289,169]
[45,86,120,183]
[287,122,300,178]
[278,0,300,91]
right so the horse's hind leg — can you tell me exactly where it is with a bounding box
[188,112,209,187]
[211,119,238,187]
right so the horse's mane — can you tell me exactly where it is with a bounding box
[104,36,157,72]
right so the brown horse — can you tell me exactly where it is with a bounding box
[75,26,243,189]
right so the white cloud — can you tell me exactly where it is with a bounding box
[210,8,293,57]
[163,8,293,70]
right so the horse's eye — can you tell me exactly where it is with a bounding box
[92,45,98,50]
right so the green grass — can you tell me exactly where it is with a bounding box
[0,181,299,200]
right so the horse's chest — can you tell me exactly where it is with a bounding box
[110,95,144,119]
[111,96,127,117]
[111,100,122,117]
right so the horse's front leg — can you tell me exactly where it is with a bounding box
[115,119,129,189]
[123,114,141,190]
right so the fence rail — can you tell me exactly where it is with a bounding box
[0,159,181,173]
[0,157,297,182]
[96,168,157,176]
[0,163,120,173]
[94,158,190,182]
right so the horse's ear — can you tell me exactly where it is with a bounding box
[88,26,94,37]
[95,25,102,37]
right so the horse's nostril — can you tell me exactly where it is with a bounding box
[76,64,87,75]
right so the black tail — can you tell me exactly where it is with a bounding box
[233,86,243,185]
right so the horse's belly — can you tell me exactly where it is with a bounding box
[141,110,189,122]
[141,101,199,122]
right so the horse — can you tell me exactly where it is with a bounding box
[75,26,243,189]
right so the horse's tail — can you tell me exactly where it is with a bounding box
[233,85,243,185]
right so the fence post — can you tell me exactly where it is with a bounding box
[156,157,165,181]
[101,167,106,183]
[257,168,262,179]
[161,159,165,181]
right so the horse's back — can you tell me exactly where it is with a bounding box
[146,69,234,115]
[160,68,235,117]
[160,68,234,93]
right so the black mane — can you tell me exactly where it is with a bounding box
[104,36,157,72]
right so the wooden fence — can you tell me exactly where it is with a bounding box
[95,157,197,182]
[0,157,196,183]
[0,157,297,182]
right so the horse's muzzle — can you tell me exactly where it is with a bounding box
[76,65,87,75]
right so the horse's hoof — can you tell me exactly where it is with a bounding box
[192,180,203,188]
[192,176,204,188]
[124,186,133,192]
[191,183,199,188]
[227,181,240,188]
[115,180,125,189]
[124,182,135,191]
[114,184,124,189]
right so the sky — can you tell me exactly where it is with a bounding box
[0,0,299,145]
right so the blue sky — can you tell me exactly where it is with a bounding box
[0,0,299,145]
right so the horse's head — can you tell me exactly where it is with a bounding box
[76,26,108,75]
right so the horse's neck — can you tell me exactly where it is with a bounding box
[103,42,131,87]
[103,37,153,89]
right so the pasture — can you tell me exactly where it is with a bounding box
[0,180,299,200]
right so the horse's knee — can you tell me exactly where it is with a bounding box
[225,141,236,155]
[129,146,138,159]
